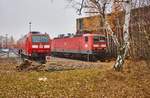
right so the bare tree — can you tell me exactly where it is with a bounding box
[67,0,132,71]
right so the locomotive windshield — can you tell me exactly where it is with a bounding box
[94,36,105,43]
[32,35,49,42]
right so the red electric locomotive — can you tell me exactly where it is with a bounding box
[17,31,51,62]
[51,33,107,61]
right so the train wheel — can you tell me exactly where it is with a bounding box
[91,55,97,61]
[86,54,97,61]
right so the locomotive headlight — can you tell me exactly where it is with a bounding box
[44,45,50,48]
[93,44,99,47]
[85,44,88,48]
[32,45,38,48]
[100,44,106,48]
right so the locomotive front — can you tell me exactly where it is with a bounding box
[31,33,51,60]
[92,35,107,57]
[83,34,107,59]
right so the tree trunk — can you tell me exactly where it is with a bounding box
[113,1,132,71]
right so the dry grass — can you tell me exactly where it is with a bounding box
[0,58,149,98]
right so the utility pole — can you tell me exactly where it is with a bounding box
[2,38,4,48]
[6,34,8,48]
[29,22,32,33]
[5,33,10,58]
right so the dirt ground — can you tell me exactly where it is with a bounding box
[15,57,114,72]
[0,57,150,98]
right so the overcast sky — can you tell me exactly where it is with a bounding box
[0,0,80,40]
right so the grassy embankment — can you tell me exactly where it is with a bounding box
[0,58,149,98]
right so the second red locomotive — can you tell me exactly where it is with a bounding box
[51,33,107,61]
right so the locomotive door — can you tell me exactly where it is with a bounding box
[84,36,89,51]
[26,38,30,56]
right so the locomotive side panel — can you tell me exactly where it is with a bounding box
[51,37,83,54]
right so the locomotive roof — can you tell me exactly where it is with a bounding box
[29,32,49,36]
[30,31,41,34]
[53,33,106,39]
[83,33,105,37]
[17,31,49,41]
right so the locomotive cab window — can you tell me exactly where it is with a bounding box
[32,36,49,42]
[85,36,88,42]
[94,36,106,43]
[99,36,106,42]
[94,36,99,43]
